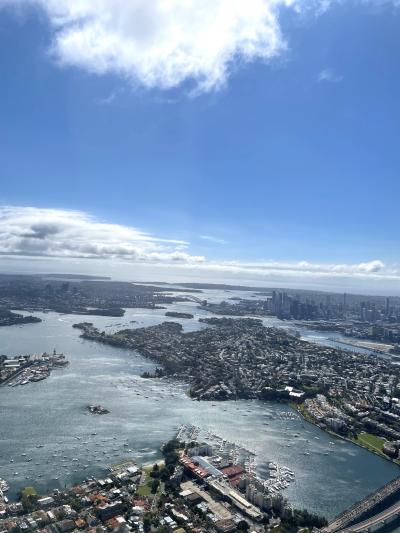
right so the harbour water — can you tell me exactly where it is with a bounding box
[0,291,399,519]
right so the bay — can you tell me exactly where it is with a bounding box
[0,294,398,520]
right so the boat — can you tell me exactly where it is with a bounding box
[0,479,9,492]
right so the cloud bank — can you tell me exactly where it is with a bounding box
[1,206,399,292]
[0,206,204,263]
[1,0,398,94]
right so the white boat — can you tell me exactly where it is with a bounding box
[0,479,9,492]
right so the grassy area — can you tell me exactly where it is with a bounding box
[354,432,386,455]
[137,469,162,497]
[136,483,152,497]
[137,479,162,497]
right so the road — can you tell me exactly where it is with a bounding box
[346,500,400,532]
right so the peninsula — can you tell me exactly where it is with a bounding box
[73,317,400,462]
[0,309,41,327]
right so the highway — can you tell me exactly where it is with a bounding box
[323,477,400,533]
[346,500,400,532]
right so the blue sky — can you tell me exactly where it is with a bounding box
[0,1,399,293]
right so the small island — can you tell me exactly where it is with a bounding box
[72,321,94,329]
[87,404,109,415]
[165,311,194,319]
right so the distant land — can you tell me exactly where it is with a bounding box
[37,273,111,281]
[137,281,400,305]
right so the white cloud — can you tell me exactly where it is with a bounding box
[318,68,343,83]
[195,259,393,280]
[200,235,227,245]
[1,0,398,93]
[0,206,204,263]
[21,0,296,94]
[0,0,320,94]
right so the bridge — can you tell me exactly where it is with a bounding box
[345,500,400,532]
[322,476,400,533]
[184,295,206,305]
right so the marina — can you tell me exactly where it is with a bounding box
[176,424,296,497]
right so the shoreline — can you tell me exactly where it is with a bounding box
[292,403,400,469]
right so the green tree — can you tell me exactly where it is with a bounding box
[143,513,152,532]
[151,478,160,494]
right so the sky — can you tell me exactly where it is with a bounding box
[0,0,400,294]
